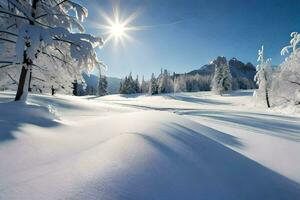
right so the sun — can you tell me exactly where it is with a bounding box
[94,4,139,46]
[109,22,126,38]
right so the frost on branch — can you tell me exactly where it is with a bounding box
[254,46,272,108]
[0,0,105,99]
[16,25,103,71]
[281,32,300,56]
[272,33,300,107]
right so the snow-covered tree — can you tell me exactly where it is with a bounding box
[134,75,140,93]
[140,76,148,93]
[272,32,300,106]
[174,75,186,93]
[119,73,137,94]
[149,73,158,95]
[158,69,173,93]
[211,56,232,94]
[0,0,104,101]
[98,74,107,96]
[254,46,272,108]
[72,79,85,96]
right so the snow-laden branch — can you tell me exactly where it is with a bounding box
[0,0,105,101]
[281,32,300,56]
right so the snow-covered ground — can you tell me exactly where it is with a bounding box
[0,90,300,199]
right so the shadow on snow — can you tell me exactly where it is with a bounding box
[0,101,60,143]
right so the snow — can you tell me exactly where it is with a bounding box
[0,90,300,199]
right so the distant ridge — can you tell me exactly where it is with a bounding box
[186,57,257,89]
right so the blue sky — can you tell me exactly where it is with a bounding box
[79,0,300,78]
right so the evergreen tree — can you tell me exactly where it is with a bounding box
[119,73,138,94]
[135,75,140,93]
[149,73,158,95]
[98,74,108,96]
[212,56,232,94]
[222,60,232,92]
[72,80,78,96]
[140,76,148,93]
[119,79,123,94]
[158,69,173,93]
[174,75,187,93]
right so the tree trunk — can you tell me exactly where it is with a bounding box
[14,0,38,101]
[263,70,271,108]
[28,68,32,92]
[15,65,28,101]
[265,88,270,108]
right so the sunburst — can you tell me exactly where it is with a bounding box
[94,4,140,46]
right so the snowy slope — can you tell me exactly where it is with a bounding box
[0,91,300,199]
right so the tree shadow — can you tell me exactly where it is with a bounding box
[168,122,243,148]
[165,94,231,105]
[0,101,60,143]
[181,110,300,142]
[113,124,300,199]
[29,95,87,110]
[223,90,254,97]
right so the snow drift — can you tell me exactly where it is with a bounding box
[0,91,300,199]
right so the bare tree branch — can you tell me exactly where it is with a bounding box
[289,81,300,86]
[0,7,29,20]
[0,63,13,68]
[0,30,18,37]
[0,37,16,43]
[32,63,48,71]
[32,76,45,82]
[6,72,18,84]
[54,0,69,8]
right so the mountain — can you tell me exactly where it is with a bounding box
[187,57,257,89]
[82,73,121,94]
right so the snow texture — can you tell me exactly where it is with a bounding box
[0,90,300,199]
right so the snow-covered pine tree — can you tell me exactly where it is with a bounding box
[119,76,127,94]
[127,73,136,94]
[140,76,148,93]
[174,75,187,93]
[254,46,272,108]
[119,79,123,94]
[212,57,224,94]
[98,74,108,96]
[134,75,140,93]
[158,69,173,93]
[119,73,137,94]
[211,56,232,95]
[72,80,78,96]
[0,0,104,101]
[149,73,158,95]
[72,79,85,96]
[222,59,232,92]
